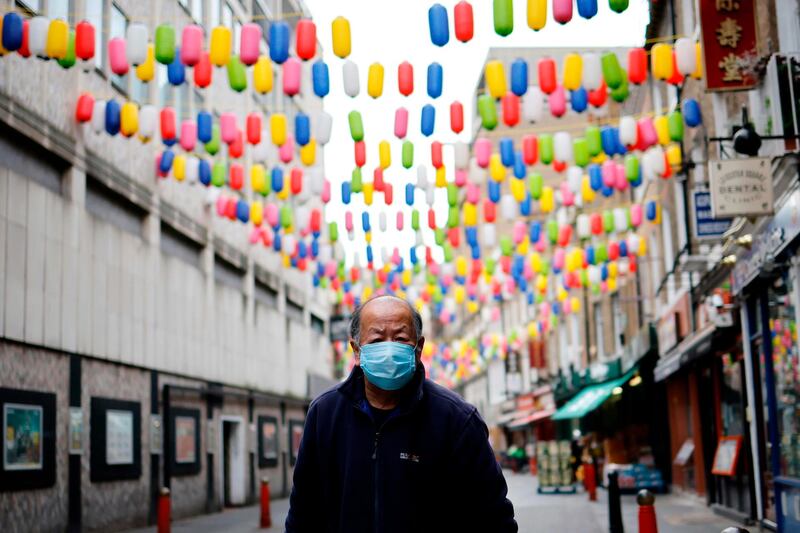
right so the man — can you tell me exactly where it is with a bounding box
[286,295,517,532]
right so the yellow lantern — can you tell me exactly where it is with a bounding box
[250,201,263,225]
[467,300,479,314]
[251,164,266,193]
[692,42,703,79]
[456,256,468,277]
[527,0,547,30]
[651,43,673,80]
[331,16,351,59]
[209,26,232,67]
[402,269,412,286]
[367,62,384,98]
[531,252,542,273]
[436,165,447,188]
[639,236,648,256]
[666,143,682,167]
[253,56,274,94]
[136,45,155,82]
[608,262,618,279]
[562,53,583,91]
[363,182,374,205]
[363,286,373,301]
[654,115,670,145]
[489,153,505,182]
[464,202,477,226]
[454,285,466,304]
[365,230,372,244]
[557,288,568,302]
[270,113,287,146]
[379,140,391,169]
[300,139,316,166]
[540,186,555,213]
[608,277,617,293]
[485,60,507,99]
[570,296,581,313]
[46,19,69,59]
[277,176,290,200]
[511,178,526,202]
[173,154,186,180]
[120,102,139,137]
[581,176,595,203]
[516,239,529,256]
[282,253,291,268]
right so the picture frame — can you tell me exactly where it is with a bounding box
[0,387,56,492]
[69,407,83,455]
[167,407,201,476]
[711,435,743,476]
[90,397,142,482]
[288,419,304,466]
[257,415,279,468]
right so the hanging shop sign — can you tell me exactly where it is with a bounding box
[693,190,733,240]
[732,187,800,293]
[699,0,759,91]
[709,158,773,218]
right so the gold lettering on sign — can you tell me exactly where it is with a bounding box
[719,53,743,81]
[716,18,743,48]
[715,0,740,11]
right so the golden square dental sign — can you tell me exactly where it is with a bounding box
[709,158,773,218]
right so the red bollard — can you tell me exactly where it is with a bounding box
[157,487,170,533]
[637,489,658,533]
[584,462,597,501]
[260,477,272,528]
[529,456,538,476]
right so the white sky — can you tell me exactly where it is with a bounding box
[303,0,651,269]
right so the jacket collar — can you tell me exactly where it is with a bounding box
[338,364,426,415]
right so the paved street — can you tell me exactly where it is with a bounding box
[125,471,747,532]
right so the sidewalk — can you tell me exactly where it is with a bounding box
[124,471,750,532]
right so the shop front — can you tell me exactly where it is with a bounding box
[732,178,800,532]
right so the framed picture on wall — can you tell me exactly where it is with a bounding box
[257,416,279,468]
[90,397,142,482]
[711,435,743,476]
[168,407,201,476]
[0,387,56,491]
[289,420,304,466]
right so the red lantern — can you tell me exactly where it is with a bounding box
[608,241,620,260]
[354,140,366,167]
[450,101,464,134]
[431,141,443,169]
[428,208,437,230]
[629,255,637,273]
[373,167,385,191]
[194,52,212,88]
[483,198,496,222]
[627,48,647,84]
[291,168,303,195]
[538,58,557,94]
[398,61,414,96]
[295,19,316,60]
[384,183,393,205]
[229,164,244,190]
[75,93,94,122]
[160,107,176,140]
[228,130,243,158]
[225,197,237,219]
[667,51,685,85]
[75,20,94,61]
[448,227,460,247]
[454,1,474,42]
[558,225,572,247]
[552,160,567,173]
[501,92,520,127]
[310,208,322,233]
[246,113,261,145]
[590,213,602,235]
[425,247,434,266]
[522,135,538,164]
[588,80,607,107]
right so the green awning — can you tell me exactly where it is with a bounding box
[551,367,637,421]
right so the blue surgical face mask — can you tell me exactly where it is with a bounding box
[359,341,418,391]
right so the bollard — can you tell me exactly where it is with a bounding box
[260,477,272,528]
[721,529,749,533]
[637,489,657,533]
[157,487,170,533]
[608,471,624,533]
[584,462,597,501]
[529,456,537,476]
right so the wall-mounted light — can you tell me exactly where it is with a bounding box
[629,375,643,387]
[734,234,753,250]
[612,386,623,396]
[721,254,738,266]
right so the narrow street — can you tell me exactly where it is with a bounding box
[125,471,744,533]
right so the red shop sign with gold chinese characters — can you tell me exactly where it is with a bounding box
[699,0,759,91]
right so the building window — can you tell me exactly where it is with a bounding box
[285,298,304,323]
[110,3,128,93]
[213,256,244,291]
[661,207,675,299]
[85,0,104,69]
[48,0,70,21]
[160,223,203,267]
[252,0,271,45]
[594,302,605,360]
[221,3,233,31]
[85,178,145,237]
[254,281,277,308]
[190,0,203,24]
[310,314,325,335]
[16,0,41,14]
[209,0,220,28]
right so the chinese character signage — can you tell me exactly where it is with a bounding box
[709,158,773,217]
[699,0,759,91]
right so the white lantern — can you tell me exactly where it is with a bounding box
[343,60,360,97]
[318,244,332,264]
[415,231,424,247]
[567,166,582,192]
[380,246,389,265]
[352,251,362,269]
[556,207,569,226]
[29,16,50,58]
[205,187,220,207]
[138,104,157,140]
[315,111,333,145]
[619,116,637,147]
[468,159,486,184]
[618,258,629,276]
[614,208,628,232]
[296,206,310,231]
[674,37,696,76]
[379,211,387,232]
[649,146,666,175]
[582,53,602,91]
[308,168,324,195]
[482,224,497,247]
[252,137,270,162]
[416,165,428,189]
[126,23,148,65]
[185,156,199,184]
[454,141,469,170]
[576,214,590,239]
[426,184,436,206]
[627,234,640,255]
[500,194,517,221]
[554,131,573,163]
[522,87,544,122]
[588,265,601,284]
[91,100,106,134]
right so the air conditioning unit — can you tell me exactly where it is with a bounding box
[753,54,800,155]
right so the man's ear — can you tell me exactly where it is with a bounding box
[350,339,360,365]
[415,336,425,362]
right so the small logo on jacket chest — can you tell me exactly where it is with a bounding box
[399,452,420,463]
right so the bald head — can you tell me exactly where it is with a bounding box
[349,295,423,346]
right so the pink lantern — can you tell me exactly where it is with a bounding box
[396,211,404,230]
[474,138,492,168]
[220,113,237,144]
[180,120,197,151]
[322,179,331,203]
[455,169,467,187]
[630,203,643,227]
[602,160,616,187]
[394,107,409,138]
[279,135,294,163]
[560,181,574,206]
[108,37,129,75]
[181,25,203,66]
[239,23,261,65]
[345,211,354,231]
[283,58,301,96]
[549,85,566,118]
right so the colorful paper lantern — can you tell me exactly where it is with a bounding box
[269,21,289,64]
[651,43,673,80]
[312,60,329,97]
[253,56,273,93]
[125,22,147,66]
[168,47,186,85]
[331,16,351,58]
[296,19,317,60]
[368,62,384,98]
[429,4,450,47]
[181,24,202,66]
[209,25,231,66]
[154,24,175,64]
[478,94,498,130]
[553,0,573,24]
[343,60,360,97]
[493,0,514,36]
[75,20,94,61]
[454,1,474,42]
[527,0,547,30]
[427,62,443,99]
[538,58,557,94]
[283,57,301,96]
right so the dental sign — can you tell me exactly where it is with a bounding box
[709,158,773,218]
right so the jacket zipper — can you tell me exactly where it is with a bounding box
[373,430,380,533]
